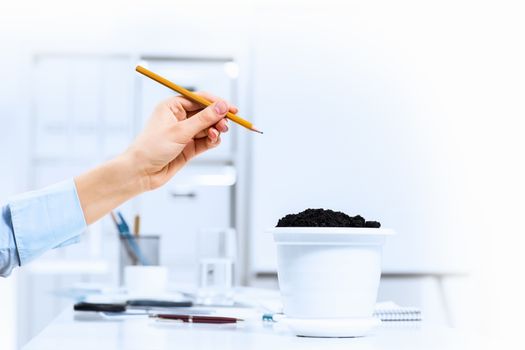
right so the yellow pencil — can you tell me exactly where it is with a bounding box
[135,65,262,134]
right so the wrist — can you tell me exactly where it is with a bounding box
[114,151,149,196]
[75,152,147,225]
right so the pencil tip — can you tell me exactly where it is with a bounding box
[252,127,264,134]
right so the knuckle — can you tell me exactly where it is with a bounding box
[198,107,216,125]
[163,97,185,115]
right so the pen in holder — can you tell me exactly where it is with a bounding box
[110,211,162,287]
[119,234,161,286]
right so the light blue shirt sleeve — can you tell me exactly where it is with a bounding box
[0,179,87,277]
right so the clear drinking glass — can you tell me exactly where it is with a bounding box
[196,228,236,306]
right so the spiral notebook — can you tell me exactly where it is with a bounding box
[373,301,422,321]
[261,301,422,323]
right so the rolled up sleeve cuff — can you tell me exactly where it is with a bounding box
[9,179,87,266]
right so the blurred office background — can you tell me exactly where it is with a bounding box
[0,0,524,348]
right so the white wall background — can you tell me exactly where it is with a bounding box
[249,1,479,273]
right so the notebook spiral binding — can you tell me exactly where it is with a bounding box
[373,302,422,322]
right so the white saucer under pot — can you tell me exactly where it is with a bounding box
[279,317,381,338]
[270,227,394,338]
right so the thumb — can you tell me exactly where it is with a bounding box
[181,100,228,137]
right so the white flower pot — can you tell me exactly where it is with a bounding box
[271,227,393,337]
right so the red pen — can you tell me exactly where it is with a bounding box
[151,314,243,324]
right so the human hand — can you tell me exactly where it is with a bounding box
[125,92,236,191]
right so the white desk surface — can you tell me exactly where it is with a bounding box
[24,308,480,350]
